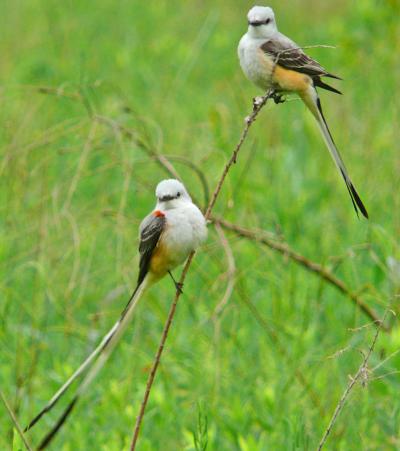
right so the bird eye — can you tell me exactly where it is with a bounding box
[177,192,181,197]
[265,18,271,25]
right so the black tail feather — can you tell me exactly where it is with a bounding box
[315,97,369,219]
[351,183,369,219]
[37,397,78,450]
[325,72,342,80]
[314,78,342,95]
[340,169,369,219]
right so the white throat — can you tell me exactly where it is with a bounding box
[247,24,277,40]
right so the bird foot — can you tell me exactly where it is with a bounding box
[272,92,286,104]
[168,271,183,294]
[174,282,184,294]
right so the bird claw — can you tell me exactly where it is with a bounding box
[272,92,286,104]
[174,282,184,294]
[168,270,183,294]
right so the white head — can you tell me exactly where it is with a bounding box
[155,179,192,210]
[247,6,277,38]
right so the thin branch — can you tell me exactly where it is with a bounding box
[204,91,272,219]
[214,217,386,330]
[129,89,274,450]
[280,44,337,54]
[0,389,33,451]
[129,252,195,449]
[165,155,210,211]
[97,116,211,209]
[317,311,390,451]
[94,115,181,181]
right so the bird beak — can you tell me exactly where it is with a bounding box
[160,195,175,202]
[248,20,264,27]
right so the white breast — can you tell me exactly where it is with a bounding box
[238,34,274,90]
[162,204,207,269]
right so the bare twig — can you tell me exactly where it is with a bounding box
[214,217,386,330]
[280,44,336,54]
[166,155,210,211]
[36,85,82,101]
[0,389,33,451]
[97,116,211,209]
[130,89,274,450]
[95,115,181,181]
[317,311,390,451]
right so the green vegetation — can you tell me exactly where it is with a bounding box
[1,0,399,449]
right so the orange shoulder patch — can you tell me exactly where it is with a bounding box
[153,210,165,217]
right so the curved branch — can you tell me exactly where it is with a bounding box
[214,217,386,330]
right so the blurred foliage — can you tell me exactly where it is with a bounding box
[1,0,399,449]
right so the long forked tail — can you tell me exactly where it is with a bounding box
[25,277,149,446]
[300,86,368,219]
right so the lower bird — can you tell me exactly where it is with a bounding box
[25,178,208,449]
[238,5,368,218]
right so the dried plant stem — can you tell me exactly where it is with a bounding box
[215,217,385,329]
[0,389,33,451]
[95,115,181,181]
[130,252,195,450]
[130,89,273,450]
[317,311,388,450]
[204,91,272,218]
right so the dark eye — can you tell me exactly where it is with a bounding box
[177,192,181,197]
[265,18,271,24]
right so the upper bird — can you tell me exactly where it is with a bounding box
[238,6,368,218]
[25,179,207,449]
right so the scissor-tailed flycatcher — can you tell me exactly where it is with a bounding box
[25,179,207,449]
[238,6,368,218]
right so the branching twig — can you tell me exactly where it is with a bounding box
[129,89,274,450]
[0,389,33,451]
[214,217,386,330]
[317,310,390,450]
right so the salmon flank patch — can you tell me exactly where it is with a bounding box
[149,240,170,278]
[153,210,165,218]
[273,65,311,92]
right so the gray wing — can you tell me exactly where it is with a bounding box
[137,212,166,286]
[261,38,337,79]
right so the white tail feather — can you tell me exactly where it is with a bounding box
[75,278,148,397]
[26,277,149,431]
[299,86,368,218]
[300,86,350,181]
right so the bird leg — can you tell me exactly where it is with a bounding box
[168,271,183,294]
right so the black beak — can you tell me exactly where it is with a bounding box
[160,195,175,202]
[248,20,264,26]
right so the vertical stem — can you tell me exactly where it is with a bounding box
[130,90,273,450]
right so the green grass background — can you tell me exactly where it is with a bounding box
[1,0,400,449]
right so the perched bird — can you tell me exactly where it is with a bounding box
[25,179,208,449]
[238,6,368,218]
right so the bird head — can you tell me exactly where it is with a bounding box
[247,6,277,38]
[155,179,191,210]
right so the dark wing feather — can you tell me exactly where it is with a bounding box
[261,40,340,79]
[137,213,166,286]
